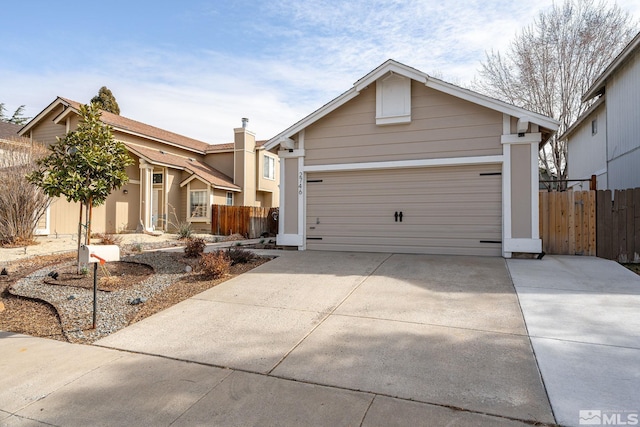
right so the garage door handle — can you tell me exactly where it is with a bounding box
[394,211,398,222]
[399,212,403,222]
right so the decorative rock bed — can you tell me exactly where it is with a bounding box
[10,252,190,343]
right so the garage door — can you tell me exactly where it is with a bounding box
[305,164,502,256]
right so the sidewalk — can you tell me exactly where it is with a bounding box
[507,256,640,427]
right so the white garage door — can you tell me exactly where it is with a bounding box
[305,164,502,256]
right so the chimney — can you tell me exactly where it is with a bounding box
[242,117,249,129]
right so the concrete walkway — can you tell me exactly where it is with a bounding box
[2,252,552,426]
[507,256,640,427]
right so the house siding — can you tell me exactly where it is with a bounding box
[304,81,503,166]
[511,144,532,238]
[606,47,640,190]
[567,103,607,190]
[31,107,66,144]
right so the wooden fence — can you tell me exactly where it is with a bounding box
[539,188,640,262]
[596,188,640,262]
[211,205,278,239]
[539,190,596,256]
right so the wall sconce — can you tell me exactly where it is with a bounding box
[123,189,129,195]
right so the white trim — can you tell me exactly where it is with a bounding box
[277,233,304,246]
[501,133,542,144]
[128,179,141,185]
[375,115,412,126]
[502,115,512,258]
[427,78,559,131]
[264,60,559,151]
[298,156,305,250]
[303,155,504,173]
[34,206,51,236]
[504,238,542,253]
[278,157,286,238]
[264,89,361,150]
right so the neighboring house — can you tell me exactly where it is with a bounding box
[264,60,559,257]
[19,98,279,235]
[563,31,640,191]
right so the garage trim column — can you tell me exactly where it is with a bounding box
[501,114,543,257]
[276,130,305,248]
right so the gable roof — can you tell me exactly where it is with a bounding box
[20,97,210,154]
[125,143,240,191]
[264,59,559,151]
[583,30,640,102]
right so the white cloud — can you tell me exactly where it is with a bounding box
[2,0,636,144]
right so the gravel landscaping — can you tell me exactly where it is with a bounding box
[1,245,270,344]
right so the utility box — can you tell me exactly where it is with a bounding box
[79,245,120,264]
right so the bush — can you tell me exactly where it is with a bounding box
[94,233,123,246]
[184,237,206,258]
[0,140,50,245]
[199,251,231,278]
[225,247,256,265]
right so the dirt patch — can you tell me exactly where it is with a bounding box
[43,262,153,292]
[623,263,640,276]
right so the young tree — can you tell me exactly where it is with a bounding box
[0,140,51,245]
[27,103,133,254]
[473,0,635,189]
[90,86,120,115]
[0,103,30,125]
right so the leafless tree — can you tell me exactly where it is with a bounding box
[0,139,51,245]
[473,0,636,189]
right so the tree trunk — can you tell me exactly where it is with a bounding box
[87,197,92,245]
[77,203,83,274]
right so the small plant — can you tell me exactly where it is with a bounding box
[166,204,192,239]
[184,237,206,258]
[134,243,143,253]
[225,247,256,266]
[259,239,265,244]
[94,232,123,246]
[199,251,231,278]
[80,266,89,275]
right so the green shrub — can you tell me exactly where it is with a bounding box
[225,247,256,265]
[199,251,231,278]
[184,237,206,258]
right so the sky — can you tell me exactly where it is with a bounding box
[1,0,638,144]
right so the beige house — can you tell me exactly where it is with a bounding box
[19,97,279,235]
[265,60,559,257]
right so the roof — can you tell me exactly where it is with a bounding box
[125,143,240,191]
[0,121,21,140]
[205,139,268,153]
[264,59,560,151]
[20,97,210,154]
[583,30,640,102]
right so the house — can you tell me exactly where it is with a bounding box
[18,97,279,235]
[264,60,559,257]
[563,31,640,191]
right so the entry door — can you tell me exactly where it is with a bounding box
[152,188,161,229]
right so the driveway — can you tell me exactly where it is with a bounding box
[2,252,555,426]
[6,252,554,426]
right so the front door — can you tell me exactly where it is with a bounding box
[152,188,161,229]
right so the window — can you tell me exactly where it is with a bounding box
[263,155,275,180]
[591,119,598,135]
[226,192,233,206]
[190,190,207,218]
[153,173,163,184]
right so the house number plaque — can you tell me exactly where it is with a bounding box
[298,172,303,195]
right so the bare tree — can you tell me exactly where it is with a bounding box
[473,0,636,189]
[0,139,51,245]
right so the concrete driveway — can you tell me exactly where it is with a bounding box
[1,252,554,426]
